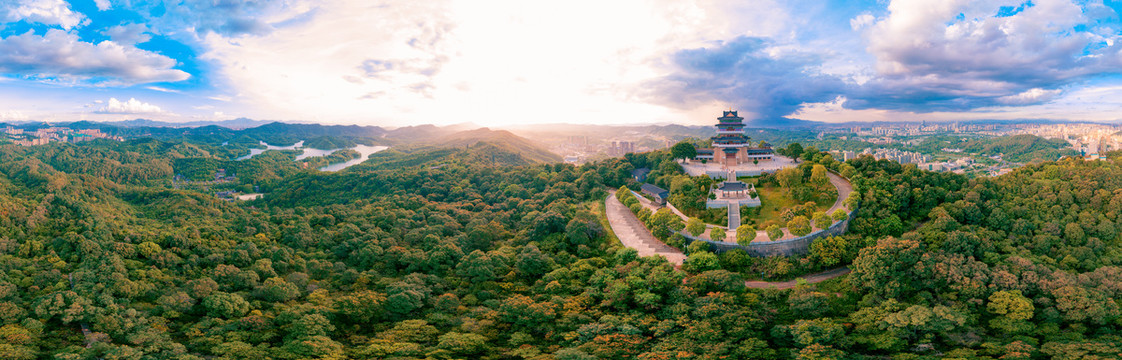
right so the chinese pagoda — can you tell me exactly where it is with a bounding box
[694,110,773,166]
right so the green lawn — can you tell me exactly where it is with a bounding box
[742,182,834,229]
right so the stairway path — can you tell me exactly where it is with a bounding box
[605,194,687,266]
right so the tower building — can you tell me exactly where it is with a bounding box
[694,110,773,166]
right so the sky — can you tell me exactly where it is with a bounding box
[0,0,1121,127]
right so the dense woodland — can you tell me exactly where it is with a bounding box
[0,129,1121,360]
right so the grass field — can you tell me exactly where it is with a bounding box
[741,181,834,229]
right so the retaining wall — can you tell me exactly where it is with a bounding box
[681,202,859,257]
[706,198,760,208]
[706,169,769,179]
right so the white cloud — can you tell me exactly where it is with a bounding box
[850,13,875,30]
[1,0,86,30]
[852,0,1109,110]
[102,23,151,45]
[0,110,28,121]
[145,86,181,93]
[0,30,189,85]
[97,98,163,114]
[93,0,112,11]
[996,88,1062,105]
[196,0,801,126]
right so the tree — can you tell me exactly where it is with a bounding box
[710,229,727,242]
[515,244,553,278]
[32,291,93,324]
[736,224,757,245]
[767,225,784,241]
[437,332,488,355]
[456,250,499,282]
[810,164,828,189]
[810,236,848,267]
[686,218,706,237]
[202,292,250,319]
[777,167,803,189]
[831,209,848,222]
[786,143,805,160]
[258,277,300,302]
[788,216,812,236]
[334,290,386,323]
[774,319,846,347]
[797,344,845,360]
[136,241,162,258]
[685,251,720,273]
[287,314,335,340]
[850,237,924,298]
[987,290,1034,334]
[670,141,697,161]
[648,208,684,240]
[566,213,604,246]
[813,211,831,229]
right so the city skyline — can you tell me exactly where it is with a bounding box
[1,0,1122,126]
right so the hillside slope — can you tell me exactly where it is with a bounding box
[432,128,562,164]
[963,134,1077,162]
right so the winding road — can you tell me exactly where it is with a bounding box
[743,266,851,289]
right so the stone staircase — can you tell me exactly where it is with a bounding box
[727,200,740,229]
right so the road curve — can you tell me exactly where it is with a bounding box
[744,266,851,289]
[825,172,853,215]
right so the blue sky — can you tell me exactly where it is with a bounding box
[0,0,1120,126]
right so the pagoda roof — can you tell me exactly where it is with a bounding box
[718,181,748,192]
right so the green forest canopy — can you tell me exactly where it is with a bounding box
[0,134,1121,359]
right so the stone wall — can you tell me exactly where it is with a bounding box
[706,169,769,179]
[681,202,859,257]
[705,198,760,208]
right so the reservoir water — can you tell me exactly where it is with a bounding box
[235,141,305,161]
[319,145,389,172]
[294,148,341,160]
[235,140,388,172]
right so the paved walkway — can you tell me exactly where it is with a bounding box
[825,172,853,215]
[605,194,687,266]
[744,266,851,289]
[680,156,798,177]
[727,202,740,229]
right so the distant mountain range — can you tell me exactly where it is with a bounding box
[95,118,275,129]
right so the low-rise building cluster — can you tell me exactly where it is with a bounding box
[869,148,929,164]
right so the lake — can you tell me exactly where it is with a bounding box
[294,148,341,160]
[319,145,389,172]
[234,140,388,172]
[235,141,305,161]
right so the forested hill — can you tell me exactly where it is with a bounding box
[433,128,562,163]
[962,134,1077,162]
[7,137,1122,358]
